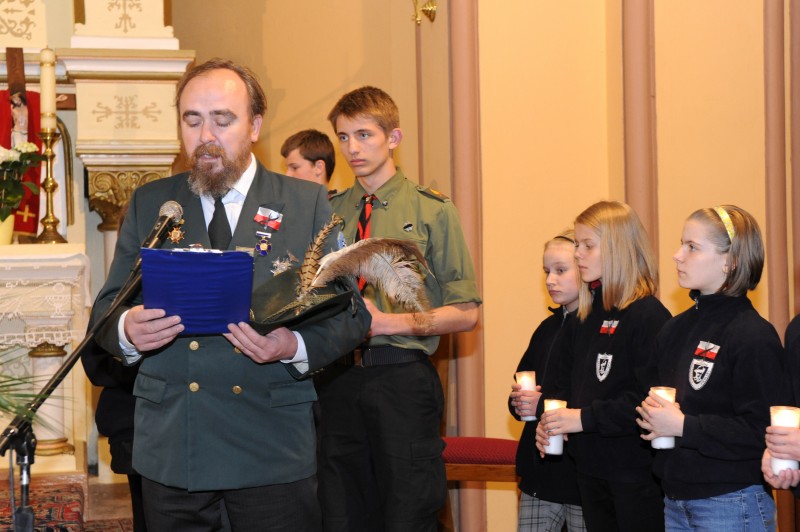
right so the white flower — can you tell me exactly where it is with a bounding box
[0,147,20,164]
[14,142,38,154]
[0,147,11,164]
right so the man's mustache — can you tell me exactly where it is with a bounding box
[193,144,225,159]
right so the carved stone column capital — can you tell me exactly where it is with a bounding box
[85,160,173,231]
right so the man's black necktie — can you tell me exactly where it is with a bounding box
[356,194,377,290]
[208,196,232,250]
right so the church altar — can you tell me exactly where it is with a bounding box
[0,243,90,473]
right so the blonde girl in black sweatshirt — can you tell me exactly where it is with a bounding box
[536,201,671,532]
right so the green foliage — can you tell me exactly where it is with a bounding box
[0,348,43,424]
[0,142,44,223]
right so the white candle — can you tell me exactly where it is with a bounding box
[770,406,800,474]
[543,399,567,455]
[650,386,677,449]
[515,371,537,421]
[39,47,57,130]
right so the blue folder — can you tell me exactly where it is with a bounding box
[140,248,254,335]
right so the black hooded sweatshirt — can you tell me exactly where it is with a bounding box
[652,292,788,500]
[541,284,671,483]
[510,306,581,504]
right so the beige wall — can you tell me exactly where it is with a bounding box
[654,1,769,313]
[479,1,624,527]
[172,1,430,194]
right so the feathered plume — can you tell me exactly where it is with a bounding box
[311,238,430,313]
[297,214,343,297]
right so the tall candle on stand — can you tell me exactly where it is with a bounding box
[650,386,677,449]
[515,371,537,421]
[543,399,567,455]
[770,406,800,474]
[39,47,57,130]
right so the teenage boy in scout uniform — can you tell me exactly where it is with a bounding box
[318,86,482,532]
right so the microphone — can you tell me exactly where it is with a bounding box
[141,200,183,250]
[129,201,183,275]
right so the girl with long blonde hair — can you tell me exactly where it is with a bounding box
[536,201,670,532]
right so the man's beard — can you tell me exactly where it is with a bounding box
[188,143,251,198]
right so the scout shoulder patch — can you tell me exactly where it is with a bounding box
[416,185,449,202]
[327,188,348,200]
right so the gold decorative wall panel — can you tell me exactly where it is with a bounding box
[1,0,47,48]
[77,81,177,140]
[88,166,169,230]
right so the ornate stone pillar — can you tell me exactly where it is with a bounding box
[27,332,73,456]
[60,48,193,269]
[61,0,193,268]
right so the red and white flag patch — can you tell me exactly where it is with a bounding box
[599,320,619,335]
[694,341,720,360]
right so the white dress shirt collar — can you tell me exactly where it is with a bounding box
[227,153,257,202]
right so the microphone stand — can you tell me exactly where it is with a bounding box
[0,270,142,532]
[1,201,180,530]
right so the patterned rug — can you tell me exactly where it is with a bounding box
[0,474,84,531]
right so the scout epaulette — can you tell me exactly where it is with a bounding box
[327,188,347,200]
[416,185,449,202]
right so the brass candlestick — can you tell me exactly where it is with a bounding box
[35,128,67,244]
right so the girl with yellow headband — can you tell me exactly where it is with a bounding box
[637,205,786,531]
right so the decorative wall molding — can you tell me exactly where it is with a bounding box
[87,165,170,230]
[73,0,176,48]
[92,94,162,129]
[0,0,48,50]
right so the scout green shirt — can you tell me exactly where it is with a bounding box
[330,169,481,354]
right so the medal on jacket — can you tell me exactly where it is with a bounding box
[689,341,719,390]
[271,251,298,275]
[167,221,185,244]
[255,231,272,256]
